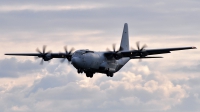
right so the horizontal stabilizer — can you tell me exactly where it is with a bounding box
[131,56,163,59]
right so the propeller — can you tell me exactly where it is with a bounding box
[107,44,119,52]
[131,41,148,61]
[106,44,121,59]
[35,45,52,65]
[60,46,74,64]
[136,41,147,52]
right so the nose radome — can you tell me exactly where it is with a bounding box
[71,57,81,68]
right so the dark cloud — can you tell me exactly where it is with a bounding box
[171,62,200,73]
[0,58,42,77]
[0,0,200,38]
[171,93,200,111]
[30,71,82,93]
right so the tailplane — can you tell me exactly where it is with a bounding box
[120,23,129,51]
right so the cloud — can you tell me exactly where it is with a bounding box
[171,62,200,73]
[0,54,200,112]
[0,58,193,111]
[0,58,42,77]
[0,4,107,12]
[11,105,30,111]
[0,0,199,111]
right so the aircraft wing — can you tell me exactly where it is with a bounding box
[5,53,67,58]
[120,46,197,57]
[5,53,43,56]
[5,52,71,65]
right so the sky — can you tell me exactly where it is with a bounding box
[0,0,200,112]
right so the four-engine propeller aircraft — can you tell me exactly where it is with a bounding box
[5,23,197,78]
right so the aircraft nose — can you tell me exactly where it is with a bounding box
[71,57,81,68]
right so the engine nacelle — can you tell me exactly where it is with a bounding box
[114,53,123,60]
[43,53,52,61]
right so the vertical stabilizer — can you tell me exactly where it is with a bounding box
[120,23,129,51]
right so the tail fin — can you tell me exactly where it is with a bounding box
[120,23,129,51]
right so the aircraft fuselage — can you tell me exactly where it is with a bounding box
[71,50,129,76]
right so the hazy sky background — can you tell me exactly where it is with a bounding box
[0,0,200,112]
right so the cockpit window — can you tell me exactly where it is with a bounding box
[73,51,82,56]
[73,50,94,56]
[85,51,94,53]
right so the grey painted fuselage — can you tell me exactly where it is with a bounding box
[71,50,129,74]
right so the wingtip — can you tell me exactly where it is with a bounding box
[4,54,12,55]
[192,46,197,49]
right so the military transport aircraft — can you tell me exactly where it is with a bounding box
[5,23,197,78]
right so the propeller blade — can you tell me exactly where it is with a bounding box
[141,44,147,51]
[69,48,74,54]
[64,46,68,54]
[40,59,44,65]
[112,44,116,52]
[46,50,52,54]
[136,41,140,50]
[36,48,42,54]
[43,45,46,54]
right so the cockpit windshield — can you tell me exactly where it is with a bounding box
[73,49,94,56]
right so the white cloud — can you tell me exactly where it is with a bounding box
[0,58,193,111]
